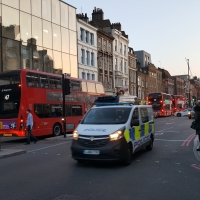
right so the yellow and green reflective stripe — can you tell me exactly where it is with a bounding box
[135,126,140,140]
[144,123,149,135]
[124,129,130,142]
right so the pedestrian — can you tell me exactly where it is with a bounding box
[194,104,200,151]
[26,109,37,144]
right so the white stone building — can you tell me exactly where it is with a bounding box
[111,27,129,93]
[77,17,98,81]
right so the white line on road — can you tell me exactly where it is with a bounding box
[157,127,174,132]
[178,123,190,126]
[157,131,180,133]
[155,139,190,142]
[27,141,71,153]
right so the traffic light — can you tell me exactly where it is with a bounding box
[192,96,196,102]
[64,78,71,95]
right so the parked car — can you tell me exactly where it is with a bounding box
[188,107,195,119]
[174,109,190,117]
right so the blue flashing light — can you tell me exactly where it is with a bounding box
[94,102,134,106]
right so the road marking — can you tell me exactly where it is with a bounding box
[181,133,195,146]
[155,139,189,142]
[166,122,175,125]
[186,134,196,146]
[156,131,180,133]
[191,164,200,171]
[178,123,190,126]
[155,133,164,135]
[27,141,71,153]
[157,127,174,132]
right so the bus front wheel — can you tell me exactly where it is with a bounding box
[53,123,62,136]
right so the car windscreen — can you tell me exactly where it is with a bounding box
[82,107,132,124]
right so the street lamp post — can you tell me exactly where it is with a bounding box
[186,59,191,108]
[62,73,67,138]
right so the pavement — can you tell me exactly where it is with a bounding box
[0,148,26,159]
[0,116,200,200]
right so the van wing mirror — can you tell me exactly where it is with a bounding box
[131,119,139,127]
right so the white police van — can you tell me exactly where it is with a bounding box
[71,96,155,165]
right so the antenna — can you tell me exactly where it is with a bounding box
[81,6,82,13]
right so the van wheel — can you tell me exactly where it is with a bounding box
[177,113,181,117]
[53,123,62,136]
[123,144,132,166]
[146,138,153,151]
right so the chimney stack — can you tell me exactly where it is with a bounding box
[111,23,121,31]
[76,13,89,23]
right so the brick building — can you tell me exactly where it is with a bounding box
[128,47,137,96]
[90,7,129,93]
[137,61,148,104]
[96,29,115,95]
[172,76,185,95]
[158,68,174,95]
[146,63,157,95]
[156,68,163,92]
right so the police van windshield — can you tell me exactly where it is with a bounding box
[82,107,132,124]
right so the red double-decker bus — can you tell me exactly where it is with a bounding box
[0,69,105,137]
[171,95,186,112]
[148,92,173,116]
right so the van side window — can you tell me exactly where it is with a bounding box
[147,107,153,121]
[132,108,139,121]
[140,108,149,123]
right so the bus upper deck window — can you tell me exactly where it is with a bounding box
[26,73,39,87]
[39,75,49,88]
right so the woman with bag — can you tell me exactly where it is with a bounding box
[194,104,200,151]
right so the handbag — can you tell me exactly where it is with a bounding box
[190,120,198,130]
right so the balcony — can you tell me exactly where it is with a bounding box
[115,70,122,77]
[115,78,123,88]
[104,83,113,91]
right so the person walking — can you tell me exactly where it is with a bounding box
[194,104,200,151]
[26,109,37,144]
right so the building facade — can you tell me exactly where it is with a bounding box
[147,63,157,95]
[112,27,129,92]
[97,29,114,95]
[90,8,129,93]
[135,50,152,68]
[76,15,98,81]
[158,68,174,95]
[172,76,185,95]
[137,61,148,104]
[0,0,78,77]
[156,68,163,92]
[128,47,137,96]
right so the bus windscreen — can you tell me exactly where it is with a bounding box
[0,84,21,119]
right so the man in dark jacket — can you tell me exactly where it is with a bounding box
[194,104,200,151]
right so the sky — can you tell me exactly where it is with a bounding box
[65,0,200,78]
